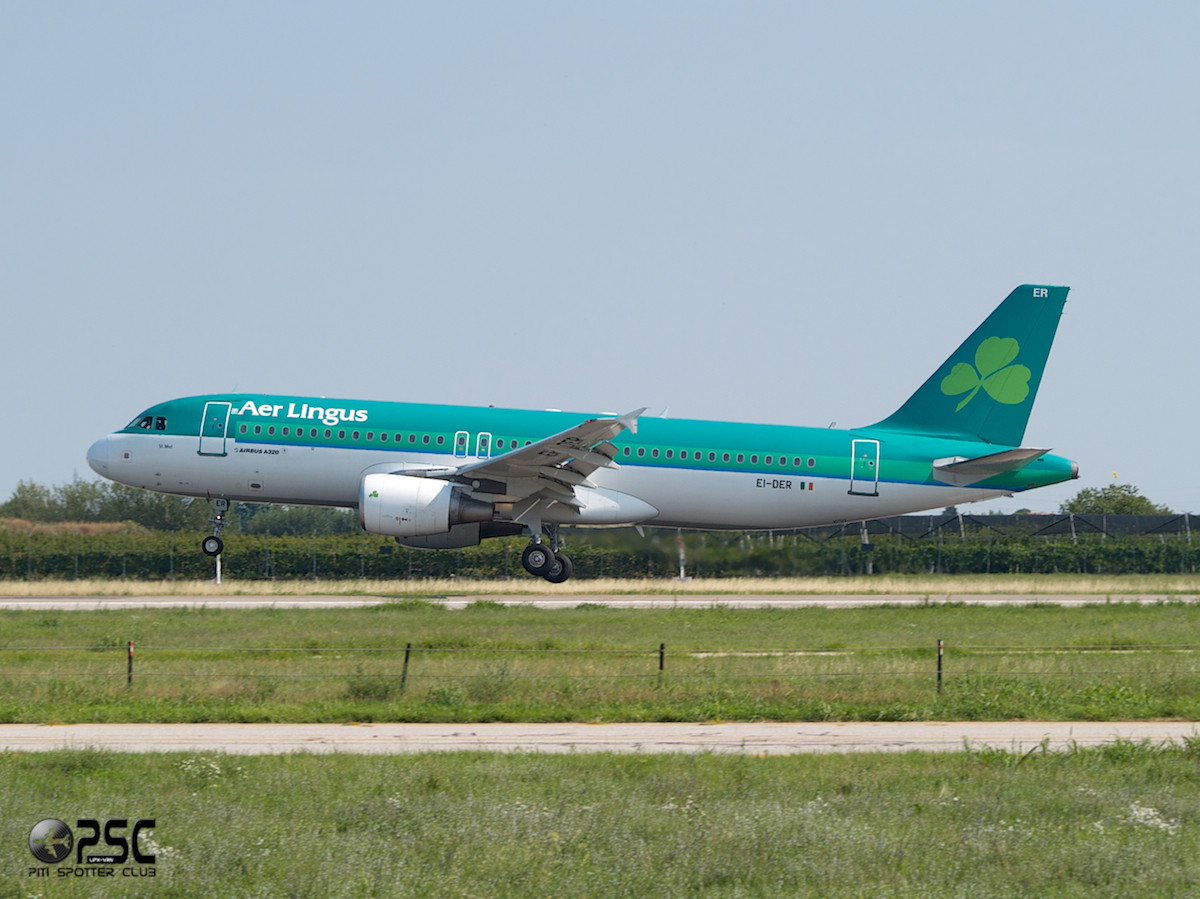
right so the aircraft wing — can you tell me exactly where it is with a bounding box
[932,447,1050,487]
[435,408,644,511]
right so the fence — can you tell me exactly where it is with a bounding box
[4,640,1195,713]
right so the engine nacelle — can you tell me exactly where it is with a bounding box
[358,473,493,538]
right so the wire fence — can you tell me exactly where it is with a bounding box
[4,640,1196,695]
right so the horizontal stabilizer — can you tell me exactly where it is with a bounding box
[932,448,1050,487]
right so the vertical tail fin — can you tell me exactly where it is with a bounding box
[869,284,1068,446]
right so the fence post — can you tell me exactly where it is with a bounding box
[127,641,134,687]
[937,639,943,694]
[659,642,665,673]
[401,643,412,693]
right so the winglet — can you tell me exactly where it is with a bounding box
[618,408,645,435]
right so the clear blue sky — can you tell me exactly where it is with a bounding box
[3,3,1197,514]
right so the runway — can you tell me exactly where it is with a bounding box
[1,721,1195,755]
[0,593,1193,610]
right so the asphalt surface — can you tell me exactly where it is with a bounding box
[0,593,1193,609]
[1,721,1195,755]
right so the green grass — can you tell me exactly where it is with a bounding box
[2,603,1200,722]
[3,743,1200,897]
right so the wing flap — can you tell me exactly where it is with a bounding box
[426,409,644,522]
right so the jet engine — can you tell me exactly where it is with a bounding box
[358,473,493,538]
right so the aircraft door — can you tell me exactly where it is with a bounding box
[848,439,880,496]
[199,402,232,456]
[476,432,492,458]
[453,430,470,459]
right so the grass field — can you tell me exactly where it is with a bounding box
[5,590,1199,896]
[3,601,1199,723]
[4,572,1200,596]
[3,742,1199,897]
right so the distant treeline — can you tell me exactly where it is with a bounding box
[0,480,359,535]
[3,523,1198,580]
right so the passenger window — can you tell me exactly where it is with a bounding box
[665,449,673,459]
[637,447,645,457]
[352,431,360,440]
[736,453,744,463]
[807,457,816,468]
[268,426,275,436]
[338,430,346,439]
[722,453,730,463]
[708,452,716,462]
[750,455,758,464]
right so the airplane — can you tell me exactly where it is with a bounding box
[87,284,1077,582]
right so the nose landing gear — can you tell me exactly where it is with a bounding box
[202,497,229,557]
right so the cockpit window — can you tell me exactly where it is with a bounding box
[125,414,168,431]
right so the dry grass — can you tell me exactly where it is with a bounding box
[3,573,1200,597]
[0,517,133,536]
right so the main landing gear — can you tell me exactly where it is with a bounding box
[521,526,573,583]
[202,497,229,557]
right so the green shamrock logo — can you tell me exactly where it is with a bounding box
[940,336,1032,412]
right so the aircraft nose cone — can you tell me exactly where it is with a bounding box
[87,437,109,476]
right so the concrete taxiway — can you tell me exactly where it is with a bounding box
[0,593,1194,610]
[1,721,1196,755]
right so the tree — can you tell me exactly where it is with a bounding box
[0,481,57,520]
[0,479,210,529]
[1059,483,1172,515]
[241,503,359,536]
